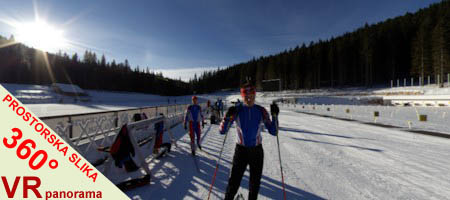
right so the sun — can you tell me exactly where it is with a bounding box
[15,19,67,52]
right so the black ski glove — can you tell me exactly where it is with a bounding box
[184,123,187,130]
[202,121,205,128]
[226,106,237,118]
[270,103,279,116]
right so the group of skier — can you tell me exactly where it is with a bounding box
[110,80,281,199]
[179,81,280,200]
[206,98,225,124]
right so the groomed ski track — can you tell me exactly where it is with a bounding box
[125,104,450,200]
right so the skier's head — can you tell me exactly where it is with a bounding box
[192,96,198,104]
[240,82,256,106]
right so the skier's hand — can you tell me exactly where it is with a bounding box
[184,123,187,130]
[270,103,279,116]
[202,121,205,128]
[226,106,237,118]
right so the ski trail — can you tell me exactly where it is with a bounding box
[124,107,450,200]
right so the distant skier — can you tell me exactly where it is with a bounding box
[234,98,242,106]
[184,96,205,155]
[217,98,224,118]
[210,103,219,124]
[207,99,211,114]
[219,82,279,200]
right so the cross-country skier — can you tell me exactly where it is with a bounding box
[184,96,205,155]
[219,82,279,200]
[207,99,211,114]
[217,98,224,118]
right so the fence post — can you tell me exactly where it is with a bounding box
[411,77,414,87]
[404,78,406,87]
[391,80,393,88]
[113,111,118,127]
[428,76,430,85]
[68,116,73,138]
[448,73,450,86]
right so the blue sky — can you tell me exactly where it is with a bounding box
[0,0,440,81]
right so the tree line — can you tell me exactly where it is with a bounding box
[1,1,449,95]
[0,38,191,95]
[191,1,450,92]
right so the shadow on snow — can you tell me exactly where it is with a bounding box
[125,123,325,199]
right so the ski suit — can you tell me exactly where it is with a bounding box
[184,104,204,147]
[219,104,277,200]
[218,100,224,118]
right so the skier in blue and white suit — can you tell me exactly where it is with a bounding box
[184,96,205,155]
[217,98,224,118]
[219,82,279,200]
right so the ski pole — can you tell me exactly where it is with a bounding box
[207,117,233,200]
[275,114,287,200]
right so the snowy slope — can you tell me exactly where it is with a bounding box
[124,107,450,200]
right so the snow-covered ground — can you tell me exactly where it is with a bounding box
[286,104,450,135]
[3,83,450,199]
[1,83,198,117]
[125,92,450,200]
[375,84,450,95]
[4,82,449,119]
[124,102,450,200]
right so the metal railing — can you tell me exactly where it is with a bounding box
[41,103,207,162]
[390,73,450,88]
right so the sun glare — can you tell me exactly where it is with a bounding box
[15,20,67,52]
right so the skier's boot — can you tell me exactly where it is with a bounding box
[190,142,196,156]
[152,148,159,155]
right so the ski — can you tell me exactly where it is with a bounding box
[154,146,169,159]
[190,142,200,172]
[192,153,200,172]
[234,193,245,200]
[116,174,150,191]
